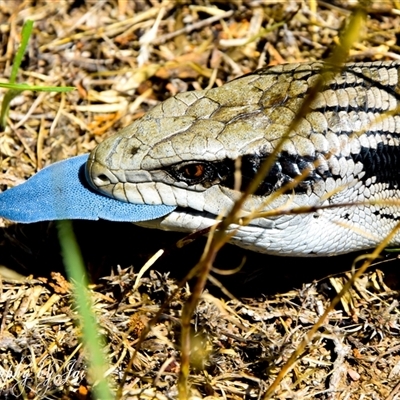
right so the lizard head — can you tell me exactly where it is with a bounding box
[86,73,285,217]
[86,64,328,216]
[85,61,400,256]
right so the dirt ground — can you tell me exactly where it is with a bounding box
[1,1,400,399]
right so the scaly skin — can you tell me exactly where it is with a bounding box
[86,61,400,256]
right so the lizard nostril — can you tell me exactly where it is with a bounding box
[91,170,115,186]
[85,157,119,190]
[96,174,111,183]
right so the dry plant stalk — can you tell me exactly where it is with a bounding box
[176,4,375,398]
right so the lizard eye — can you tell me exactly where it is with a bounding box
[180,163,205,179]
[168,162,210,185]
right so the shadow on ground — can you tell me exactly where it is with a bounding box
[1,220,400,297]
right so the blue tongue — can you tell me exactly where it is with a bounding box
[0,154,176,223]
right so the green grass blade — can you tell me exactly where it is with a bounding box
[0,19,75,130]
[0,90,19,130]
[0,82,75,91]
[56,220,114,399]
[10,19,33,84]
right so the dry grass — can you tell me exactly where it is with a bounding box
[1,266,400,399]
[1,0,400,399]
